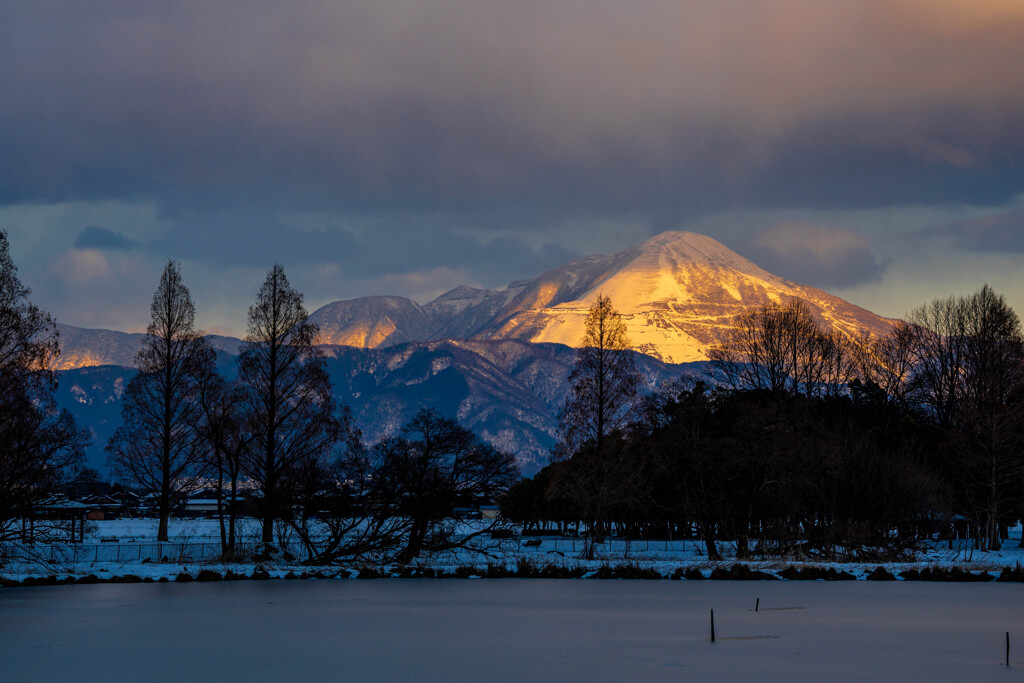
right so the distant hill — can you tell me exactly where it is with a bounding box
[57,340,702,476]
[54,324,240,370]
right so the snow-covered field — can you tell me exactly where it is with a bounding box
[3,580,1023,681]
[4,517,1024,583]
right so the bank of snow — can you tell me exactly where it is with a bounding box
[5,518,1024,586]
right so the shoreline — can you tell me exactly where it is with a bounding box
[5,560,1023,588]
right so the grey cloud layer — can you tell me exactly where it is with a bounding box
[929,210,1024,253]
[741,224,888,290]
[3,0,1024,218]
[5,0,1024,330]
[74,220,577,285]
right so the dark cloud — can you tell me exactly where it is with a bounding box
[77,213,578,291]
[1,1,1024,222]
[4,1,1024,331]
[74,226,140,251]
[741,224,888,290]
[339,227,577,281]
[928,209,1024,252]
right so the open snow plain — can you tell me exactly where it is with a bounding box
[2,580,1023,682]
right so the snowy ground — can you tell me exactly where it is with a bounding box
[3,580,1024,681]
[4,518,1024,583]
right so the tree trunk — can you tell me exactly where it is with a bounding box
[737,534,750,560]
[400,520,428,564]
[157,479,171,542]
[701,522,722,561]
[228,474,238,555]
[261,509,275,547]
[261,467,276,547]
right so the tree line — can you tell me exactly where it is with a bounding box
[0,234,518,561]
[504,287,1024,561]
[105,260,519,561]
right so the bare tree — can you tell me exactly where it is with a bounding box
[284,409,518,566]
[107,260,209,542]
[193,349,251,557]
[857,322,921,410]
[556,294,644,558]
[0,232,87,541]
[380,409,519,563]
[282,412,410,564]
[905,285,1024,550]
[905,295,971,429]
[710,299,858,398]
[237,264,341,548]
[559,294,642,455]
[710,302,795,393]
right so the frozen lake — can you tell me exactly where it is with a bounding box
[2,580,1023,681]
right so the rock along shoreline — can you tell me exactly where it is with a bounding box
[5,561,1024,587]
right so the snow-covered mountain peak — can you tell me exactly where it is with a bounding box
[303,231,895,363]
[626,231,778,278]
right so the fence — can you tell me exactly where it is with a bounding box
[0,540,307,566]
[1,535,711,566]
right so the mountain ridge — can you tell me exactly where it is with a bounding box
[312,231,895,363]
[57,338,700,475]
[54,231,895,370]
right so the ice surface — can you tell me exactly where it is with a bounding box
[2,580,1023,682]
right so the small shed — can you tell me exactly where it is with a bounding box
[26,497,89,543]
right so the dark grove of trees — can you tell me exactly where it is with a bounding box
[505,288,1024,561]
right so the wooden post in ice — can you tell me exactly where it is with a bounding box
[1007,632,1010,667]
[710,609,716,643]
[755,598,759,613]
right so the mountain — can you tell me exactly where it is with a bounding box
[54,324,241,371]
[310,231,895,362]
[308,296,434,349]
[57,339,700,475]
[51,230,894,475]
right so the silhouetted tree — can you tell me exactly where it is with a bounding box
[107,260,208,541]
[285,409,518,565]
[647,382,728,560]
[556,294,643,558]
[237,265,341,547]
[193,348,251,557]
[0,231,88,542]
[908,286,1024,550]
[710,299,857,398]
[377,409,519,563]
[559,294,642,455]
[857,321,921,412]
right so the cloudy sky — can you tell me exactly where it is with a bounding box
[2,0,1023,335]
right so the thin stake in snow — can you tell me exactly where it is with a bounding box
[755,598,759,612]
[710,609,715,643]
[1007,632,1010,667]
